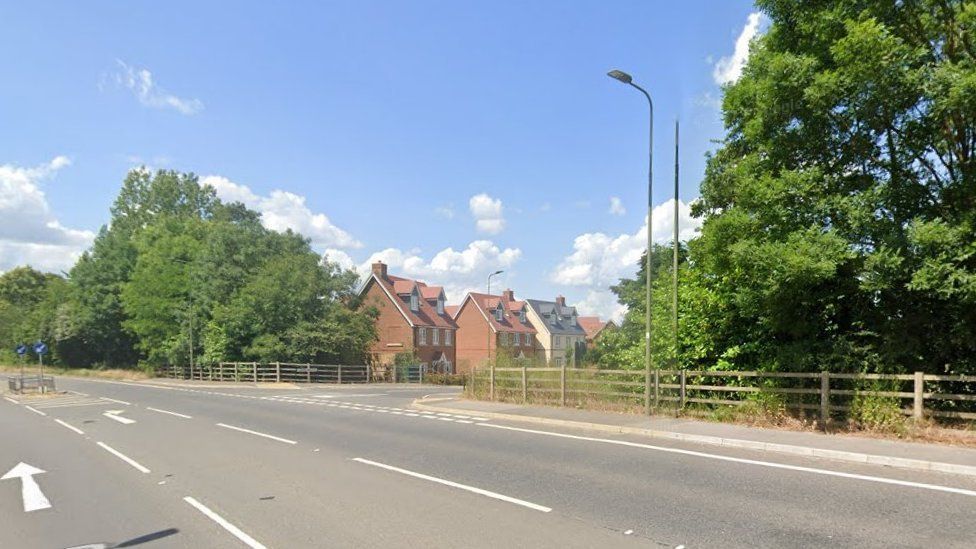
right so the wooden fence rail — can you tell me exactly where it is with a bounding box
[471,366,976,424]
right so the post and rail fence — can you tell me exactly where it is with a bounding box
[468,366,976,425]
[155,362,431,385]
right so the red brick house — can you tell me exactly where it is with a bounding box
[359,262,457,372]
[578,316,617,348]
[453,289,536,373]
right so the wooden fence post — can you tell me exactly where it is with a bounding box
[913,371,924,420]
[366,364,371,384]
[820,371,830,428]
[653,369,660,409]
[560,360,566,406]
[253,362,258,383]
[489,362,495,401]
[392,364,397,384]
[521,365,527,403]
[275,362,281,383]
[234,362,239,382]
[306,363,311,383]
[680,369,687,409]
[338,364,343,384]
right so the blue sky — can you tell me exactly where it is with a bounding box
[0,1,762,320]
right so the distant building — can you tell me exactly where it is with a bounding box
[453,289,536,373]
[358,262,457,372]
[524,296,587,367]
[578,316,617,348]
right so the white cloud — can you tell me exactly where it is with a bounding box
[574,289,628,324]
[713,12,766,85]
[608,196,626,216]
[0,157,95,273]
[469,193,505,235]
[434,205,455,219]
[552,199,702,287]
[357,240,522,303]
[201,175,361,249]
[322,248,356,270]
[112,60,203,115]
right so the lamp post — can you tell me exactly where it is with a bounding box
[487,270,504,401]
[607,68,655,414]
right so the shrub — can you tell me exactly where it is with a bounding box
[849,391,907,433]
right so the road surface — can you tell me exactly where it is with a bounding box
[2,377,974,548]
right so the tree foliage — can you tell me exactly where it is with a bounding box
[2,169,375,368]
[599,1,976,375]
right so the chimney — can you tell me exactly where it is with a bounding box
[555,295,566,307]
[502,289,515,301]
[371,262,388,279]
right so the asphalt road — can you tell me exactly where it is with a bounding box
[2,378,975,548]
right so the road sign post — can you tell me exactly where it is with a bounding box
[15,344,28,385]
[33,342,48,394]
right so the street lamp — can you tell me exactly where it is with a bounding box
[607,68,655,415]
[487,270,504,400]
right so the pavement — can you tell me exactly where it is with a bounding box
[415,397,976,476]
[1,378,974,548]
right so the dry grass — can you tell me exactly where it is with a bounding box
[0,364,150,381]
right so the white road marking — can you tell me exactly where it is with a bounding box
[455,420,473,424]
[100,397,131,405]
[147,407,192,419]
[103,410,136,424]
[67,390,89,396]
[479,423,976,498]
[54,419,85,435]
[3,397,17,404]
[24,405,46,416]
[216,423,297,445]
[184,496,267,549]
[2,462,51,512]
[97,442,151,473]
[353,458,552,512]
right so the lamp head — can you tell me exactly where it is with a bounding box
[607,69,633,84]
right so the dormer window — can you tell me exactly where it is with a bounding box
[437,295,445,315]
[519,309,526,323]
[410,289,419,312]
[571,312,577,326]
[495,305,504,322]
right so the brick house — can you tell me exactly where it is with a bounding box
[578,316,617,348]
[358,262,457,372]
[453,289,537,373]
[524,296,587,367]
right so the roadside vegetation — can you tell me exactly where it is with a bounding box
[0,170,377,371]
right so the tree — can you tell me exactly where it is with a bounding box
[692,1,976,373]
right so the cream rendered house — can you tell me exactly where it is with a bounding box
[524,296,587,367]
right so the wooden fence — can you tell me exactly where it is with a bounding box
[156,362,430,384]
[470,366,976,424]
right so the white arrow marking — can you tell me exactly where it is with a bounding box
[2,462,52,512]
[103,410,136,424]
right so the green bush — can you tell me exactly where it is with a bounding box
[849,392,907,433]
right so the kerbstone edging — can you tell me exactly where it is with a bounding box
[412,399,976,478]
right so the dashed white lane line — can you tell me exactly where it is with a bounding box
[3,397,17,404]
[97,442,151,473]
[147,407,192,419]
[24,405,46,416]
[217,423,297,445]
[352,458,552,512]
[478,423,976,498]
[54,419,85,435]
[183,496,267,549]
[100,397,131,405]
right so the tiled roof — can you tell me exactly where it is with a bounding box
[577,316,608,339]
[420,286,443,300]
[464,292,536,334]
[526,299,587,336]
[366,274,456,329]
[444,305,460,318]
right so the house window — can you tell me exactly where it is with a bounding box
[495,306,503,322]
[433,328,440,345]
[555,336,561,348]
[437,296,445,315]
[410,291,419,312]
[555,357,563,367]
[445,330,453,346]
[514,333,520,346]
[418,327,427,345]
[524,334,531,347]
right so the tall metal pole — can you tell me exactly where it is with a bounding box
[607,69,653,415]
[487,270,503,401]
[673,120,680,371]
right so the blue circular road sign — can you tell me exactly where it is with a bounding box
[15,344,28,356]
[33,341,48,355]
